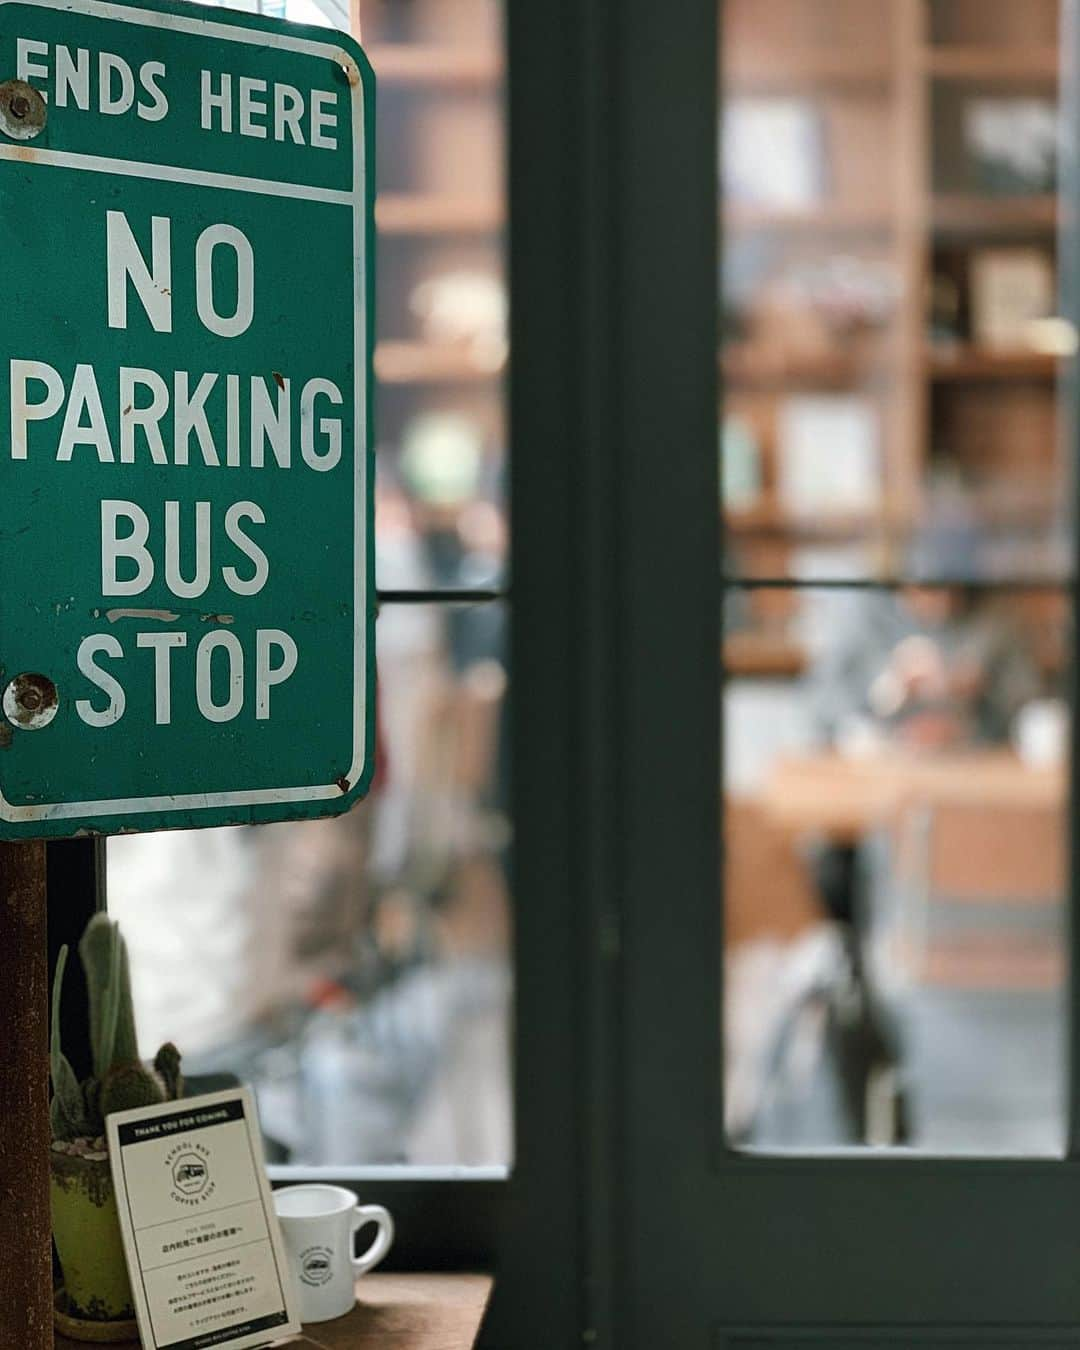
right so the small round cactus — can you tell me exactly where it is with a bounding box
[99,1063,167,1119]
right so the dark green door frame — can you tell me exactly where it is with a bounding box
[493,0,718,1344]
[501,0,1080,1346]
[610,0,722,1345]
[487,0,639,1343]
[612,1,1080,1347]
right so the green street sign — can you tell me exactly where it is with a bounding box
[0,0,375,839]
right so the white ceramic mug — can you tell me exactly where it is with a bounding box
[273,1183,395,1323]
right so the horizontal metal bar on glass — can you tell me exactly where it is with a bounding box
[722,576,1071,592]
[377,588,507,605]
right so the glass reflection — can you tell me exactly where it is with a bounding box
[721,0,1071,587]
[111,601,512,1167]
[112,0,513,1169]
[721,0,1072,1155]
[724,587,1066,1152]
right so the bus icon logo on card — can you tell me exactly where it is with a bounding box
[171,1153,210,1197]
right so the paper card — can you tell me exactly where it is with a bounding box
[107,1087,301,1350]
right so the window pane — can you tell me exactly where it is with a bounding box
[111,602,511,1165]
[721,0,1072,590]
[721,0,1074,1155]
[109,0,511,1169]
[370,0,506,569]
[723,586,1068,1153]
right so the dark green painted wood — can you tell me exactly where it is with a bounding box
[722,1337,1080,1349]
[480,0,624,1345]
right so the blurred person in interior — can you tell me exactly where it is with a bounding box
[810,585,1038,765]
[811,470,1039,757]
[802,489,1041,1140]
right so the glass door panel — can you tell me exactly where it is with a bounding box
[590,0,1080,1341]
[721,0,1073,1155]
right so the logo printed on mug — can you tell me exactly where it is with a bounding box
[300,1246,335,1287]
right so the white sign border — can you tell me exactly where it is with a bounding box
[0,0,370,823]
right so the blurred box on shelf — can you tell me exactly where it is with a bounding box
[964,97,1057,196]
[723,97,826,208]
[970,248,1054,351]
[776,394,880,516]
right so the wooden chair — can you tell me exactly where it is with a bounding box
[723,796,824,948]
[883,798,1064,992]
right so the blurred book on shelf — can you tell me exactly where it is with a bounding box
[969,248,1054,350]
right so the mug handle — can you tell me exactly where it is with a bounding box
[351,1205,395,1278]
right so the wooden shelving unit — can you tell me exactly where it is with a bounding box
[356,0,506,507]
[367,44,502,87]
[727,345,1060,389]
[724,631,807,679]
[726,505,891,540]
[928,347,1059,381]
[375,340,505,385]
[376,194,503,236]
[726,202,895,235]
[358,0,1067,679]
[931,194,1057,234]
[726,51,892,93]
[723,345,890,389]
[721,0,1066,677]
[923,46,1058,81]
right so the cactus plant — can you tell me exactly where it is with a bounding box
[50,914,184,1338]
[80,911,140,1081]
[51,914,176,1143]
[154,1041,185,1103]
[50,946,93,1142]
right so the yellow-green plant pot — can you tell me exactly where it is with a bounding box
[51,1150,135,1329]
[54,1289,139,1343]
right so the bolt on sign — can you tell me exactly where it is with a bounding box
[0,0,375,839]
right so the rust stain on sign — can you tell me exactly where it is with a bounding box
[3,673,58,731]
[337,52,360,86]
[0,78,47,142]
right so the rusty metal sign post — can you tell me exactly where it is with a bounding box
[0,840,49,1349]
[0,0,375,1342]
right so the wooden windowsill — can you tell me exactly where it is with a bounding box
[55,1273,493,1350]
